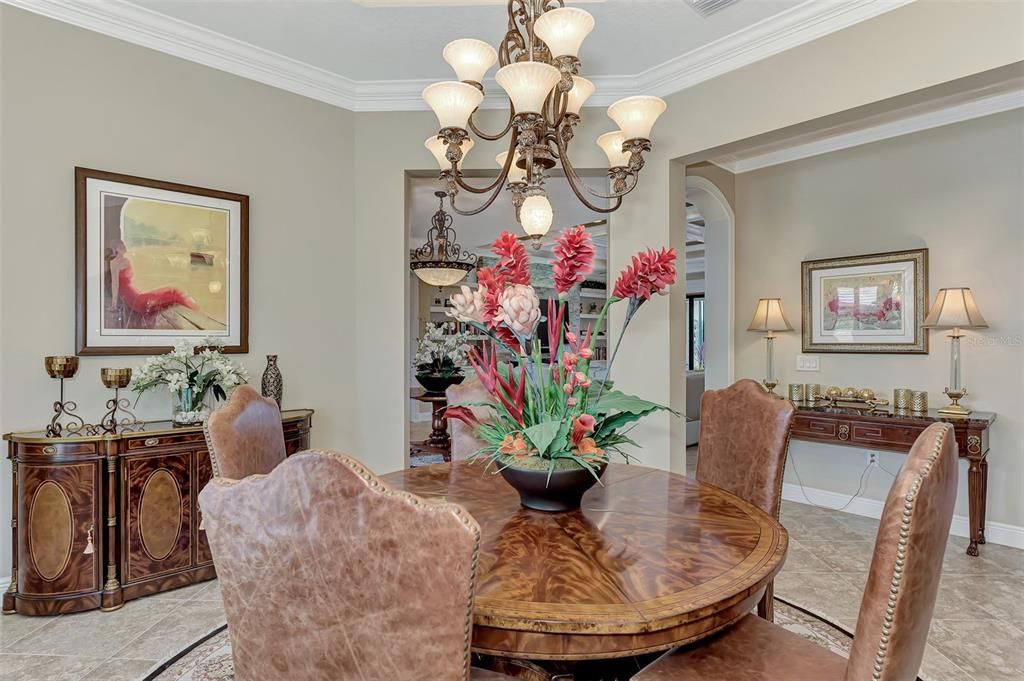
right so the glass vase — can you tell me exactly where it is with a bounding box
[172,386,211,426]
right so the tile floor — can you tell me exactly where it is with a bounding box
[3,464,1022,680]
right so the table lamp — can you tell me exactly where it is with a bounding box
[923,287,988,415]
[747,298,793,394]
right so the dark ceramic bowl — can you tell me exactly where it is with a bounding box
[500,461,608,512]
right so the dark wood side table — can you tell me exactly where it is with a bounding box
[790,404,995,556]
[411,390,451,462]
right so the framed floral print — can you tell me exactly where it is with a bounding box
[801,249,928,354]
[76,168,249,355]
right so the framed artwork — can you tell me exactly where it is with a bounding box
[76,168,249,355]
[801,249,928,354]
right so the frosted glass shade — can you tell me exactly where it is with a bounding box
[924,288,988,329]
[422,81,484,130]
[533,7,594,58]
[413,266,471,288]
[443,39,497,83]
[607,96,667,140]
[596,131,629,168]
[564,76,594,115]
[495,62,561,114]
[425,135,474,170]
[747,298,794,332]
[496,150,526,183]
[520,194,553,237]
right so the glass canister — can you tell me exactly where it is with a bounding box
[788,384,806,402]
[910,390,928,413]
[893,388,912,410]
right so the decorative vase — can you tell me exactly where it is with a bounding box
[172,387,210,426]
[261,355,283,408]
[500,461,607,512]
[415,372,464,395]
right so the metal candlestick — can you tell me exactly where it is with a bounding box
[762,332,778,394]
[100,368,141,434]
[939,328,970,415]
[44,356,87,437]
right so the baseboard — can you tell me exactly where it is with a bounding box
[782,482,1024,550]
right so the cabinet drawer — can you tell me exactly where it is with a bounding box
[792,417,838,438]
[126,432,206,450]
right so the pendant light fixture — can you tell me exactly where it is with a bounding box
[410,191,478,288]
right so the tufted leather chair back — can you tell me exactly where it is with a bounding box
[203,385,286,480]
[844,423,958,681]
[199,450,482,681]
[697,379,795,518]
[446,377,492,461]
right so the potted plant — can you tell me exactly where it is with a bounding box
[131,338,249,425]
[445,229,678,512]
[414,322,470,394]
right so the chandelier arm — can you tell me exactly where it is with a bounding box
[559,137,640,201]
[562,169,624,214]
[468,104,515,141]
[450,135,517,194]
[447,181,508,216]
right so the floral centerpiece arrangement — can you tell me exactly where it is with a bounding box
[413,322,472,394]
[445,228,678,511]
[131,339,249,425]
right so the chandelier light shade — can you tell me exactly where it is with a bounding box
[607,96,668,141]
[426,135,474,170]
[422,81,484,130]
[496,150,526,183]
[495,62,562,114]
[442,39,498,84]
[520,194,554,237]
[422,0,667,240]
[564,76,595,115]
[409,191,478,288]
[533,7,595,58]
[596,131,630,168]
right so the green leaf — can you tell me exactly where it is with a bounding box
[591,390,671,416]
[594,410,656,439]
[522,421,562,457]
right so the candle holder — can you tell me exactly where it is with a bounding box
[44,356,88,437]
[100,368,141,434]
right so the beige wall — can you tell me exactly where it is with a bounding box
[734,109,1024,531]
[0,7,357,580]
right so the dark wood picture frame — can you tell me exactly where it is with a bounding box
[801,248,928,354]
[75,167,249,355]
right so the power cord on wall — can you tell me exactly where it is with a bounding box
[787,449,898,512]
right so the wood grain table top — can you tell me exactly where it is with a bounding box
[380,462,788,660]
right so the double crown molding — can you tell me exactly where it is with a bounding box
[5,0,913,112]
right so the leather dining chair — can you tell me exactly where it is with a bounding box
[203,384,287,480]
[446,377,492,461]
[199,450,516,681]
[696,378,795,620]
[633,422,959,681]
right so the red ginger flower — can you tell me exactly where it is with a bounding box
[552,226,595,295]
[492,231,531,286]
[613,247,678,301]
[476,266,506,328]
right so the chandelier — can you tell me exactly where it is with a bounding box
[410,190,478,288]
[422,1,666,241]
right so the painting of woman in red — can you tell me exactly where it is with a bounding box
[107,238,198,324]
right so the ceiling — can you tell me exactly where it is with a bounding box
[8,0,914,110]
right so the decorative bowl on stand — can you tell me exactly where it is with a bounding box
[415,373,465,395]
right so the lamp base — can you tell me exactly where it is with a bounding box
[937,388,971,416]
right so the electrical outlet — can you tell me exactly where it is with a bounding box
[867,452,879,467]
[796,355,820,372]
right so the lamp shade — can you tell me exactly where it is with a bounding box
[422,81,484,130]
[607,96,667,140]
[425,135,474,171]
[596,131,629,168]
[496,150,526,183]
[442,39,497,83]
[748,298,794,332]
[495,62,561,115]
[564,76,595,115]
[923,288,988,329]
[520,194,553,237]
[533,7,594,58]
[412,265,472,288]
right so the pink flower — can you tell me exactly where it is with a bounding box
[552,226,595,295]
[572,414,596,444]
[447,284,486,323]
[476,266,507,328]
[613,247,678,301]
[578,347,593,360]
[563,383,574,395]
[566,397,578,407]
[574,371,592,389]
[495,284,541,338]
[562,352,578,368]
[565,332,578,347]
[492,231,531,286]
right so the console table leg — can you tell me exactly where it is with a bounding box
[966,456,985,557]
[978,458,988,545]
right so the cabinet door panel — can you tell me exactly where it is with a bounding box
[194,448,214,566]
[123,452,193,583]
[18,462,101,596]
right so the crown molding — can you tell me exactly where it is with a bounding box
[4,0,914,112]
[715,87,1024,173]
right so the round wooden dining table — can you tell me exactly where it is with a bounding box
[381,461,788,661]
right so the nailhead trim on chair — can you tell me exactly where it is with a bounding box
[870,427,948,681]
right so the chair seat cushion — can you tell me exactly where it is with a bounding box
[633,614,847,681]
[471,666,518,680]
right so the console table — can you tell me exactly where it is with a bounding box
[3,409,313,616]
[791,404,995,556]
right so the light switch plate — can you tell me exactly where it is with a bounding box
[796,355,820,372]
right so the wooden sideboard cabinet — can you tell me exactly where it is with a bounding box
[3,409,313,616]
